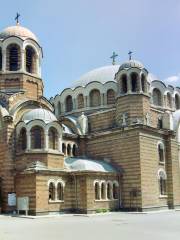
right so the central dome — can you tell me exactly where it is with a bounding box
[70,65,120,88]
[22,108,57,123]
[0,25,38,42]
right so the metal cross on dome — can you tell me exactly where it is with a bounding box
[128,51,133,60]
[110,52,118,65]
[15,13,20,25]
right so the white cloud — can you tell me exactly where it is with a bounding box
[164,74,180,87]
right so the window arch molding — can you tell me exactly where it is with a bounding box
[157,168,167,180]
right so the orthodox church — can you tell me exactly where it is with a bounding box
[0,18,180,215]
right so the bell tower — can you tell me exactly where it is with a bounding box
[0,16,43,100]
[115,59,151,127]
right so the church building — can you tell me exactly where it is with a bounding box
[0,19,180,215]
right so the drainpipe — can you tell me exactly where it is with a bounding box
[118,173,123,210]
[72,173,78,212]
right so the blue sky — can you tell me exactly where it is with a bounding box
[1,0,180,98]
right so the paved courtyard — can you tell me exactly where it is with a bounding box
[0,211,180,240]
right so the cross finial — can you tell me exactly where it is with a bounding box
[15,13,20,25]
[128,51,133,60]
[110,51,118,65]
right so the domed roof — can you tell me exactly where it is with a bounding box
[65,157,117,172]
[0,24,38,42]
[119,60,144,71]
[70,65,120,88]
[22,108,57,123]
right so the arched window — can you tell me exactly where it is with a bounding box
[67,144,71,156]
[25,46,36,74]
[77,94,84,109]
[141,74,146,92]
[49,182,55,201]
[62,143,66,155]
[57,182,64,201]
[72,144,77,156]
[113,182,119,199]
[107,89,115,104]
[158,115,163,129]
[0,48,2,71]
[158,170,167,196]
[107,182,112,199]
[101,182,106,200]
[65,95,73,112]
[121,74,127,94]
[7,44,21,71]
[49,127,58,150]
[31,126,44,149]
[167,93,172,108]
[95,182,100,200]
[131,73,138,92]
[19,128,27,151]
[90,89,101,107]
[158,143,165,163]
[153,88,162,106]
[58,102,61,115]
[175,94,180,110]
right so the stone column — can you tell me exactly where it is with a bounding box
[2,49,6,72]
[127,73,132,94]
[73,98,76,110]
[27,130,31,150]
[44,131,49,151]
[21,50,25,72]
[58,137,62,152]
[104,93,107,105]
[100,93,104,106]
[138,74,142,93]
[86,95,90,108]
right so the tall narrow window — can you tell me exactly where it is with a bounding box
[90,89,101,107]
[49,182,55,201]
[175,94,180,110]
[141,74,146,92]
[49,127,57,150]
[95,182,100,200]
[158,143,165,163]
[66,95,73,112]
[153,88,162,106]
[158,170,167,196]
[121,74,127,93]
[57,182,64,201]
[62,143,66,155]
[7,44,20,71]
[77,94,84,109]
[113,183,119,199]
[101,182,106,200]
[72,144,77,156]
[31,126,43,149]
[67,144,71,156]
[107,182,112,199]
[107,89,115,104]
[19,128,27,151]
[26,46,36,74]
[0,48,2,71]
[167,93,172,108]
[131,73,138,92]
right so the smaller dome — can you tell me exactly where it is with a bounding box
[22,108,57,123]
[0,25,38,42]
[65,157,117,172]
[70,65,120,88]
[119,60,144,71]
